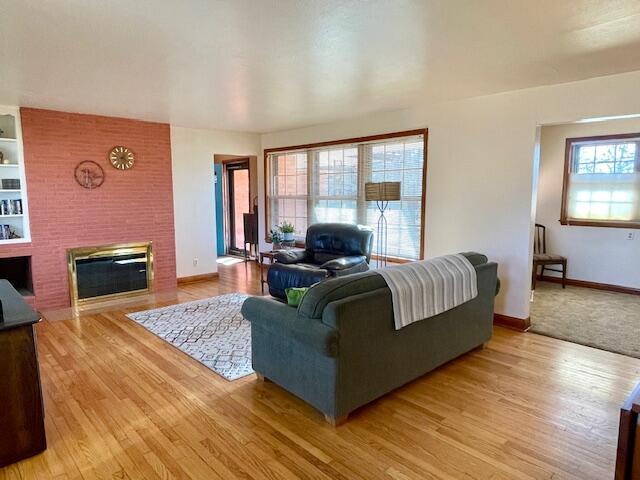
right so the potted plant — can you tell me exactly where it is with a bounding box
[270,228,284,250]
[279,221,295,241]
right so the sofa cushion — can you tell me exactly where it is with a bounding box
[298,251,488,320]
[285,287,309,307]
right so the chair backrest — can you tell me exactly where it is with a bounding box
[534,224,546,254]
[305,223,374,263]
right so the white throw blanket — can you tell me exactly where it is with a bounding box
[376,254,478,330]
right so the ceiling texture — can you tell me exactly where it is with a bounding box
[2,0,640,133]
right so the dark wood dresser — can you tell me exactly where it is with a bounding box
[0,279,46,467]
[616,382,640,479]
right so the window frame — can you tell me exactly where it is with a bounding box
[560,132,640,229]
[264,129,428,260]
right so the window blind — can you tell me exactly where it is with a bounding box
[565,138,640,224]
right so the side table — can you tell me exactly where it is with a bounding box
[259,251,277,294]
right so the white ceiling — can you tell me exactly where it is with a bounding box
[2,0,640,133]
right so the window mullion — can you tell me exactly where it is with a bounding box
[307,150,315,226]
[268,154,276,230]
[356,144,368,225]
[635,142,640,222]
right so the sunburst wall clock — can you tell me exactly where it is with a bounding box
[109,146,135,170]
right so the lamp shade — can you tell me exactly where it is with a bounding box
[365,182,401,201]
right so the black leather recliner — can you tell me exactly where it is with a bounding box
[267,223,374,299]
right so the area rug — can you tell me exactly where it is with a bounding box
[127,293,252,381]
[530,282,640,358]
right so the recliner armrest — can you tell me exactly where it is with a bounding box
[241,296,338,357]
[274,249,309,264]
[320,255,367,271]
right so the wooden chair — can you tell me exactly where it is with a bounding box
[532,223,567,290]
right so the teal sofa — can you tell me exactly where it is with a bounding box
[240,252,499,425]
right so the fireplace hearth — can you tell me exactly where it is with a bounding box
[67,242,153,307]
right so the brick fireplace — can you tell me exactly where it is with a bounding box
[0,108,177,310]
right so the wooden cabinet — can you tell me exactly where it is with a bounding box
[0,279,45,467]
[616,382,640,479]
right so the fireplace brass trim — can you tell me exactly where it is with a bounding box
[67,241,154,308]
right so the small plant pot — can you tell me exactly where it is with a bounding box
[282,232,294,241]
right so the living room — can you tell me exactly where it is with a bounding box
[1,2,640,479]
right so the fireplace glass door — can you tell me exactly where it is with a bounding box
[76,252,148,300]
[67,242,153,307]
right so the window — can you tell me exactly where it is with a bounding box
[265,130,427,260]
[364,141,424,258]
[561,134,640,228]
[269,152,308,234]
[313,147,359,224]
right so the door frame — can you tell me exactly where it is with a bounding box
[226,159,250,256]
[213,154,258,258]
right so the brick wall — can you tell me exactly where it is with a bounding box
[0,108,177,309]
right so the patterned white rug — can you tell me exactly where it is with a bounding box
[127,293,253,381]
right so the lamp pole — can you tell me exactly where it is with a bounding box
[376,199,389,268]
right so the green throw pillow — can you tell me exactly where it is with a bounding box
[285,287,309,307]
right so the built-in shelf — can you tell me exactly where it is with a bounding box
[0,107,30,244]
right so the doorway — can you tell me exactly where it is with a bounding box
[226,160,250,256]
[529,116,640,358]
[213,154,259,260]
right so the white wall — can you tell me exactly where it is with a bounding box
[536,119,640,288]
[171,126,261,278]
[260,69,640,319]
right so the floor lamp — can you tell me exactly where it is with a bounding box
[365,181,401,268]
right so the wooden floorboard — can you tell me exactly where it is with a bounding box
[1,260,639,479]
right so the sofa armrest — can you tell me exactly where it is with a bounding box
[460,251,488,266]
[320,255,367,272]
[274,249,309,264]
[241,296,338,357]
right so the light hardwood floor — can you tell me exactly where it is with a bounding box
[1,260,639,479]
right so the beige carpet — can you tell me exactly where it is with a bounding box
[530,281,640,358]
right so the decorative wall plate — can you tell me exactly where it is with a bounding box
[109,146,135,170]
[74,160,105,189]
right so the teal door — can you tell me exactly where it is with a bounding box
[214,163,225,256]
